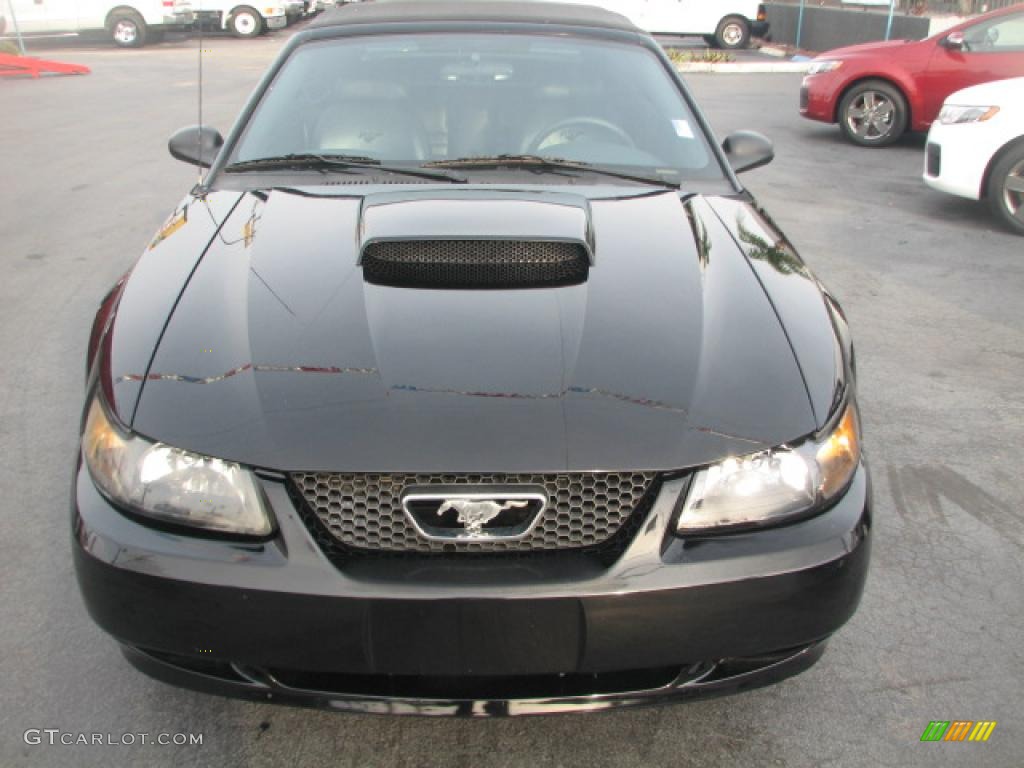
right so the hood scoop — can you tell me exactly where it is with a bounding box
[362,238,590,289]
[357,190,594,289]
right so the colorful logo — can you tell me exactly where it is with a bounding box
[920,721,997,742]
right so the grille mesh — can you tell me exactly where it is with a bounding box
[290,472,658,554]
[361,240,589,288]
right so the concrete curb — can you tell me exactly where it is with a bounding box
[675,61,810,74]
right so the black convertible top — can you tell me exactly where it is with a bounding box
[311,0,639,33]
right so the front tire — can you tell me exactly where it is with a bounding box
[986,144,1024,235]
[109,10,147,47]
[838,80,908,147]
[714,16,750,49]
[229,5,261,38]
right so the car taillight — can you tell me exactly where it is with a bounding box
[757,3,767,21]
[162,1,173,6]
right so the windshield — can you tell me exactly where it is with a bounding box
[230,33,721,181]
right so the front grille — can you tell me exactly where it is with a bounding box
[926,142,941,177]
[361,239,590,289]
[290,472,658,554]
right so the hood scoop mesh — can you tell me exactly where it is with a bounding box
[361,239,590,289]
[356,191,595,290]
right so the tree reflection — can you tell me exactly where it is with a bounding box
[735,213,807,277]
[686,206,712,269]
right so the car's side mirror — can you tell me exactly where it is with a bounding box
[942,31,966,51]
[168,125,224,168]
[722,130,774,174]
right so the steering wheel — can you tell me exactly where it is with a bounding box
[527,117,635,154]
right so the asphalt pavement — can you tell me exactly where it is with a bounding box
[1,22,1022,768]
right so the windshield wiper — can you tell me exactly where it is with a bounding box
[224,153,465,183]
[423,154,680,189]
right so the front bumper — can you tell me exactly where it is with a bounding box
[922,120,990,201]
[73,464,871,715]
[120,639,828,715]
[800,74,842,124]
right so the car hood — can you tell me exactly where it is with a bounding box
[817,38,920,59]
[943,75,1024,105]
[127,186,827,472]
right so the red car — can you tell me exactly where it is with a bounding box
[800,4,1024,146]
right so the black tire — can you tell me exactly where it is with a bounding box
[229,5,262,38]
[714,16,750,49]
[986,143,1024,235]
[838,79,908,147]
[702,34,716,47]
[108,9,147,47]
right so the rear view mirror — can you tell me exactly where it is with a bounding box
[168,125,224,168]
[942,31,965,50]
[722,130,774,174]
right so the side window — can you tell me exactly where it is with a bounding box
[963,13,1024,52]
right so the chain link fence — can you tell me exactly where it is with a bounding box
[774,0,1017,15]
[915,0,1018,13]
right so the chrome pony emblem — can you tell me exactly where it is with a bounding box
[402,488,546,542]
[436,499,529,537]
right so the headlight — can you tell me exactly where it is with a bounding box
[937,105,999,125]
[82,395,273,536]
[806,60,843,75]
[676,402,861,533]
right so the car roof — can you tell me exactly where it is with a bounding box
[310,0,640,33]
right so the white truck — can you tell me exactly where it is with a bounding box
[557,0,769,49]
[192,0,286,38]
[5,0,194,46]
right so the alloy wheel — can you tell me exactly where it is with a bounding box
[113,20,138,44]
[234,12,257,35]
[1003,159,1024,225]
[845,90,895,142]
[721,23,744,47]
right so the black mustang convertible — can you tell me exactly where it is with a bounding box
[75,1,871,715]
